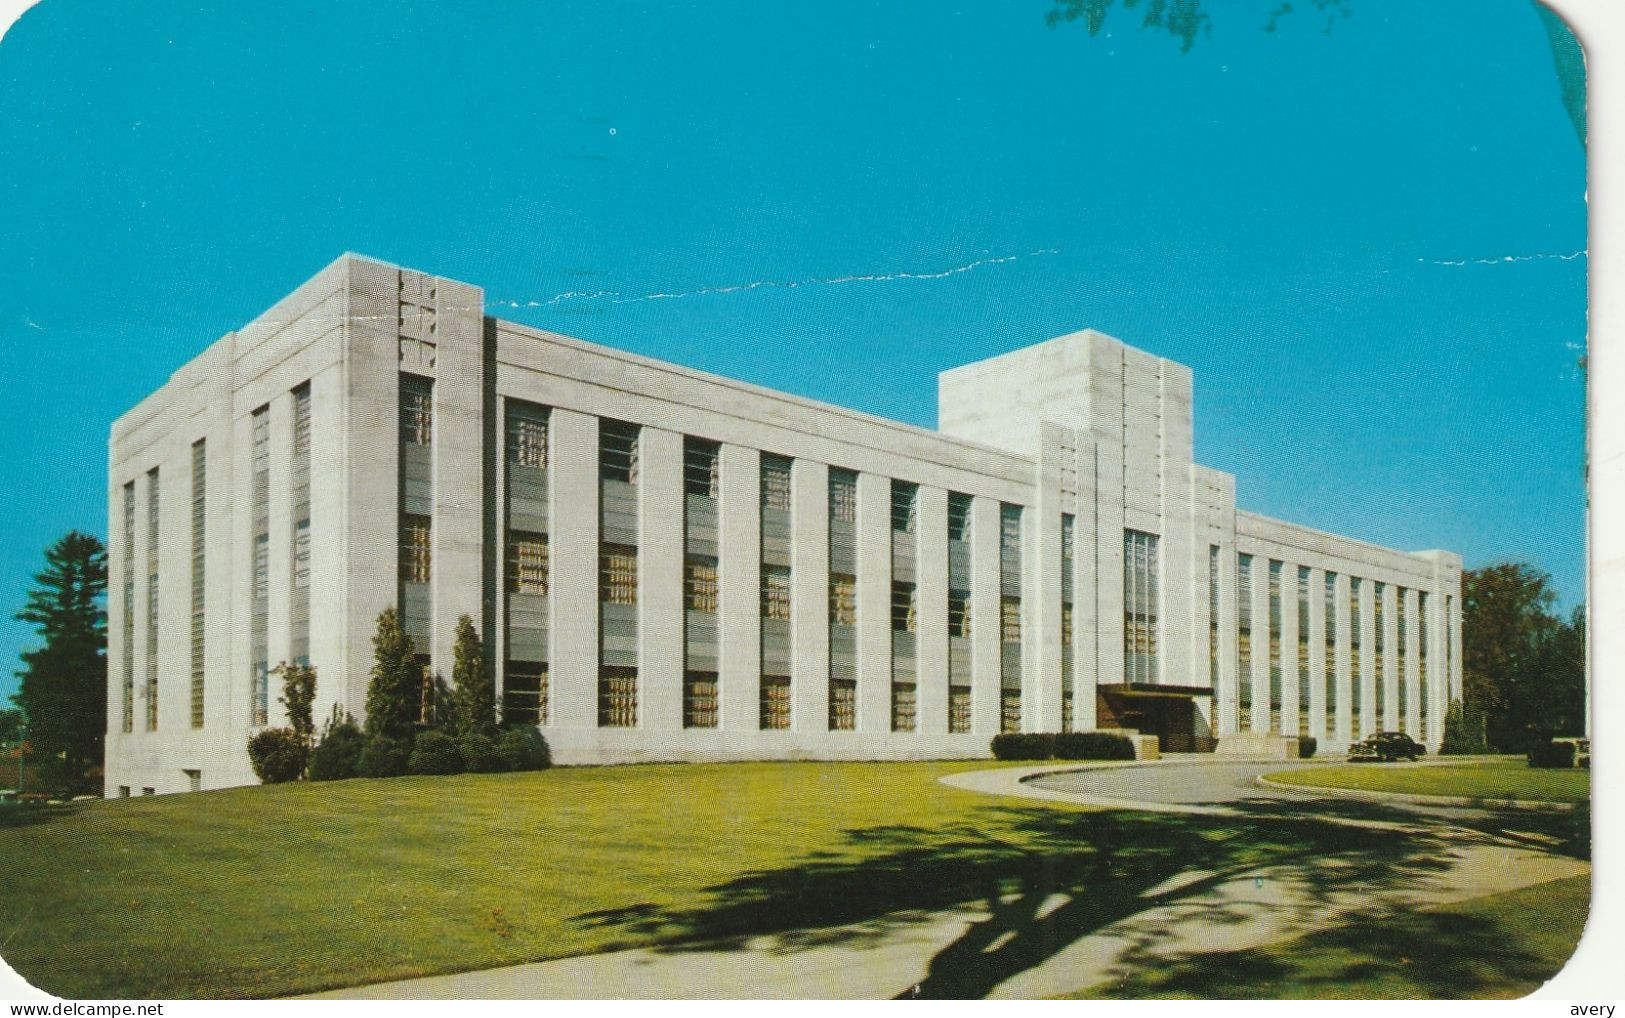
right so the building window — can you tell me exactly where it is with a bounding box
[600,419,640,483]
[1208,545,1220,690]
[1350,578,1364,734]
[683,438,720,498]
[1268,560,1283,733]
[600,544,638,605]
[1238,553,1253,714]
[684,672,718,729]
[400,514,432,584]
[122,482,135,734]
[1062,687,1075,733]
[891,480,918,533]
[684,556,718,612]
[891,683,917,732]
[1298,566,1311,733]
[507,531,549,595]
[829,678,857,731]
[292,519,311,593]
[1325,571,1338,724]
[1397,588,1409,734]
[507,405,549,469]
[760,675,791,730]
[1123,529,1160,685]
[949,685,972,733]
[1418,593,1430,727]
[1062,601,1075,647]
[948,590,971,638]
[1000,504,1022,555]
[145,468,160,732]
[1000,689,1021,733]
[947,493,972,542]
[1061,513,1076,563]
[891,581,917,633]
[762,565,792,620]
[598,667,637,727]
[829,574,857,626]
[190,441,206,729]
[292,382,312,455]
[400,374,432,446]
[503,661,547,725]
[761,454,792,510]
[829,469,857,523]
[1001,596,1022,643]
[1373,581,1387,724]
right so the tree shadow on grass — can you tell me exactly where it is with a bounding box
[571,805,1469,999]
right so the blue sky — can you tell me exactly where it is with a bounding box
[0,0,1586,705]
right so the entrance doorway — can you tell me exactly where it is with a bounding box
[1096,684,1215,753]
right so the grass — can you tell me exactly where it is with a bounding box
[1065,874,1592,999]
[1267,758,1590,804]
[0,760,1584,999]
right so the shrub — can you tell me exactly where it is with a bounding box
[458,733,506,773]
[990,733,1056,761]
[1052,731,1136,761]
[408,730,464,775]
[497,727,552,771]
[1298,736,1318,759]
[1528,739,1577,769]
[365,608,424,740]
[356,734,412,778]
[246,728,307,784]
[308,721,365,781]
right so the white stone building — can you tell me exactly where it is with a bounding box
[104,254,1462,795]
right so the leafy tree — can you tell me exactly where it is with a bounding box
[275,662,317,751]
[447,615,496,738]
[246,728,306,784]
[0,708,23,746]
[1438,698,1485,755]
[364,608,423,740]
[13,531,107,780]
[1462,563,1584,753]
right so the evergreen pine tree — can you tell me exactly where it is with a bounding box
[13,531,107,782]
[364,608,422,740]
[448,615,496,738]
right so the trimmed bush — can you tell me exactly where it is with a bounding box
[990,733,1056,761]
[356,734,412,778]
[308,721,365,781]
[497,727,552,771]
[1052,731,1136,761]
[1528,739,1577,769]
[246,728,307,784]
[1298,736,1318,760]
[458,733,506,774]
[408,730,465,775]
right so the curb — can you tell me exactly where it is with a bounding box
[1254,773,1578,812]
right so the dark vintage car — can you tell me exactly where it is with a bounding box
[1349,731,1426,762]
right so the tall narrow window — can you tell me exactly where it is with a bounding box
[829,679,857,731]
[1123,530,1160,684]
[598,667,638,727]
[1350,578,1364,736]
[507,407,548,468]
[1418,593,1430,731]
[1397,589,1409,734]
[250,405,270,726]
[507,531,549,595]
[685,671,718,729]
[400,374,433,446]
[947,492,972,542]
[1000,688,1022,734]
[600,544,638,605]
[1373,581,1387,727]
[762,565,792,620]
[949,686,972,734]
[1238,553,1253,716]
[948,590,971,637]
[400,515,432,584]
[600,420,640,483]
[122,482,135,733]
[683,438,720,498]
[1325,572,1338,727]
[891,582,918,632]
[761,454,792,510]
[1268,560,1282,733]
[830,574,857,626]
[684,556,718,612]
[290,382,312,668]
[503,662,546,725]
[1297,566,1311,735]
[190,441,206,729]
[891,681,917,732]
[1001,596,1023,643]
[760,675,792,730]
[891,481,918,533]
[145,469,160,731]
[1061,514,1076,732]
[1208,545,1221,690]
[829,469,857,524]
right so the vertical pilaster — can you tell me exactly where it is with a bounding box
[1073,438,1100,730]
[1034,431,1063,731]
[1307,566,1327,742]
[549,410,599,729]
[639,427,684,730]
[855,471,891,733]
[718,443,761,731]
[916,486,949,736]
[429,275,486,678]
[1334,572,1352,744]
[306,364,348,716]
[791,458,830,732]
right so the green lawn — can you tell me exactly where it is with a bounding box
[1066,874,1592,999]
[1268,759,1590,804]
[0,761,1581,999]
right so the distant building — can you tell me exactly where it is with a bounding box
[105,255,1462,794]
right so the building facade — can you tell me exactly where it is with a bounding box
[105,255,1463,795]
